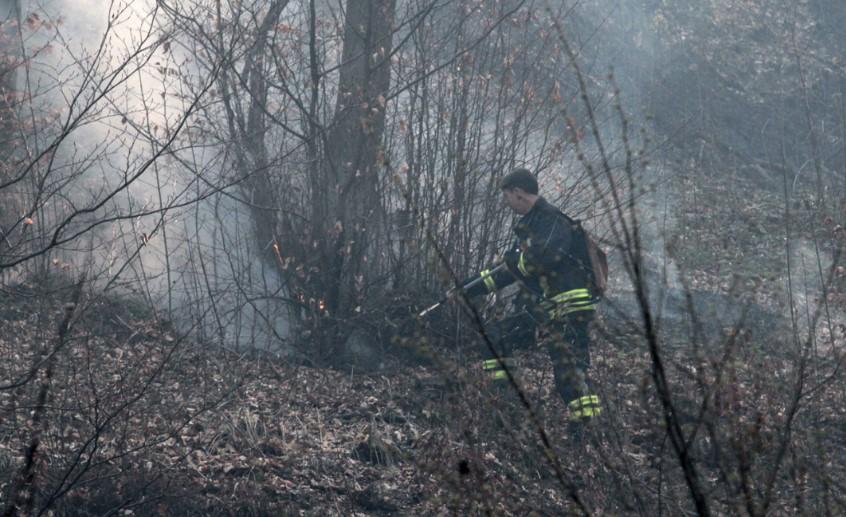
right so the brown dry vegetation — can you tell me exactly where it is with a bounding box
[2,224,846,516]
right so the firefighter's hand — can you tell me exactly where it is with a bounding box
[503,249,521,271]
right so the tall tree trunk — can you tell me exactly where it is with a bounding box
[233,1,289,261]
[0,0,17,147]
[0,0,20,255]
[323,0,396,319]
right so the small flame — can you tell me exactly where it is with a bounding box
[272,241,286,268]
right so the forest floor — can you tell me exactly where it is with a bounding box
[0,279,680,515]
[3,271,846,515]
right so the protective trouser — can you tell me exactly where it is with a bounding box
[546,312,601,422]
[481,307,601,423]
[480,310,536,383]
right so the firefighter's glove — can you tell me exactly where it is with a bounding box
[503,249,521,274]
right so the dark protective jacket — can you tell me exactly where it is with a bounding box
[464,197,597,319]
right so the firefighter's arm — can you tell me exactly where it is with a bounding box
[461,261,516,298]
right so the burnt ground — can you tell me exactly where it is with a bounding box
[3,276,846,515]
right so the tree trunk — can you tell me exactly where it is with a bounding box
[0,0,17,129]
[0,0,18,159]
[323,0,396,319]
[0,0,20,256]
[232,1,289,261]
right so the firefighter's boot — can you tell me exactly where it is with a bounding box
[481,356,518,388]
[566,394,601,445]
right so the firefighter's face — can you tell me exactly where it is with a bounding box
[502,188,530,214]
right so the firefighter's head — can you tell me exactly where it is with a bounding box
[499,168,539,215]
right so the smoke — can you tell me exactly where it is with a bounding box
[8,0,291,350]
[564,0,841,340]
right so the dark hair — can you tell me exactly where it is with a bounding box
[499,168,538,195]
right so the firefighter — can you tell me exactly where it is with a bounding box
[461,168,601,439]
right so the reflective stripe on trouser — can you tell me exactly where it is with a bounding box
[481,357,515,381]
[545,288,597,319]
[568,394,601,421]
